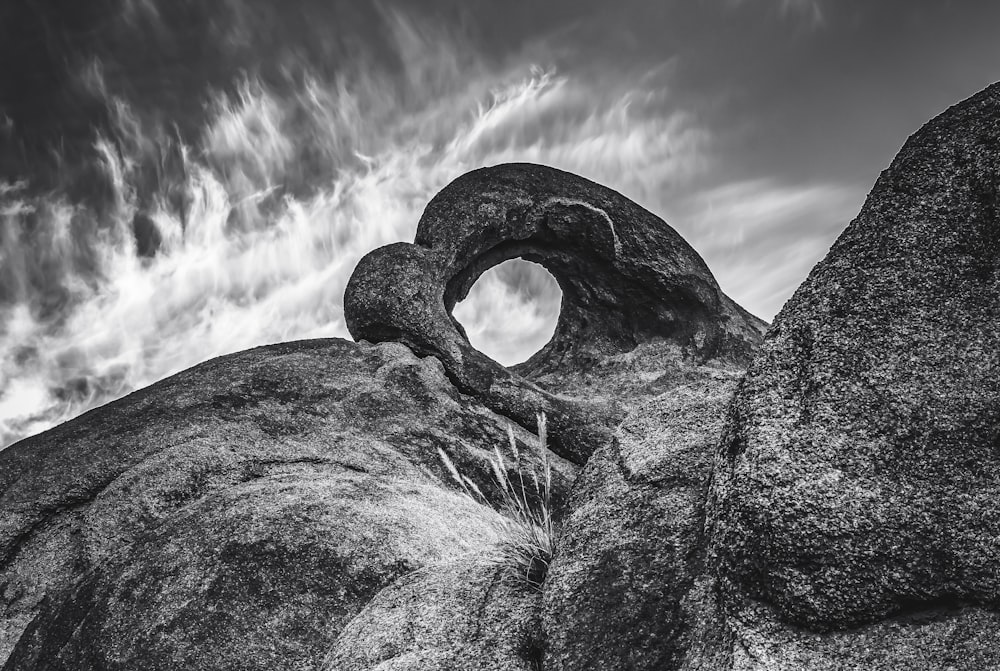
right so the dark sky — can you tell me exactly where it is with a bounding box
[2,0,1000,322]
[1,0,999,444]
[465,0,1000,316]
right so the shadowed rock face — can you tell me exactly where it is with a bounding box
[709,81,1000,630]
[543,368,745,671]
[345,164,767,464]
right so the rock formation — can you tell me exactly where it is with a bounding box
[342,165,767,669]
[1,82,999,670]
[345,164,765,463]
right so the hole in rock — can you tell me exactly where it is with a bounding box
[452,259,561,367]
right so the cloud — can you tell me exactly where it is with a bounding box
[673,178,861,320]
[0,7,709,447]
[453,260,562,366]
[723,0,825,28]
[779,0,824,25]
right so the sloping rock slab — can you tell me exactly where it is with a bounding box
[0,339,556,670]
[5,475,496,670]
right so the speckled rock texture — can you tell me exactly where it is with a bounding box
[0,339,567,670]
[543,362,745,670]
[708,80,1000,635]
[324,558,544,671]
[697,600,1000,671]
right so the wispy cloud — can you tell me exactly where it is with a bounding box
[0,7,709,446]
[674,178,861,319]
[779,0,824,25]
[723,0,825,28]
[453,260,562,366]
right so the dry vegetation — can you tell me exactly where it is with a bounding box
[437,412,555,591]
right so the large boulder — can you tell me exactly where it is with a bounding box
[708,81,1000,635]
[0,339,561,670]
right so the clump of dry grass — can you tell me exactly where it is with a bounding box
[437,412,554,592]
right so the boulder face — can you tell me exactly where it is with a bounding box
[0,339,564,670]
[542,367,744,671]
[708,82,1000,630]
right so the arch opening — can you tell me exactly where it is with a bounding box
[452,258,561,367]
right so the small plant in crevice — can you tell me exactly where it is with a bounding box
[437,412,555,592]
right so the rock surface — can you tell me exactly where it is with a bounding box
[543,364,743,670]
[0,340,563,670]
[325,558,544,671]
[708,81,1000,634]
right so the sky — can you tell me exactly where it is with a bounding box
[0,0,999,447]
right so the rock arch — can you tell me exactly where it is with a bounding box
[344,163,766,463]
